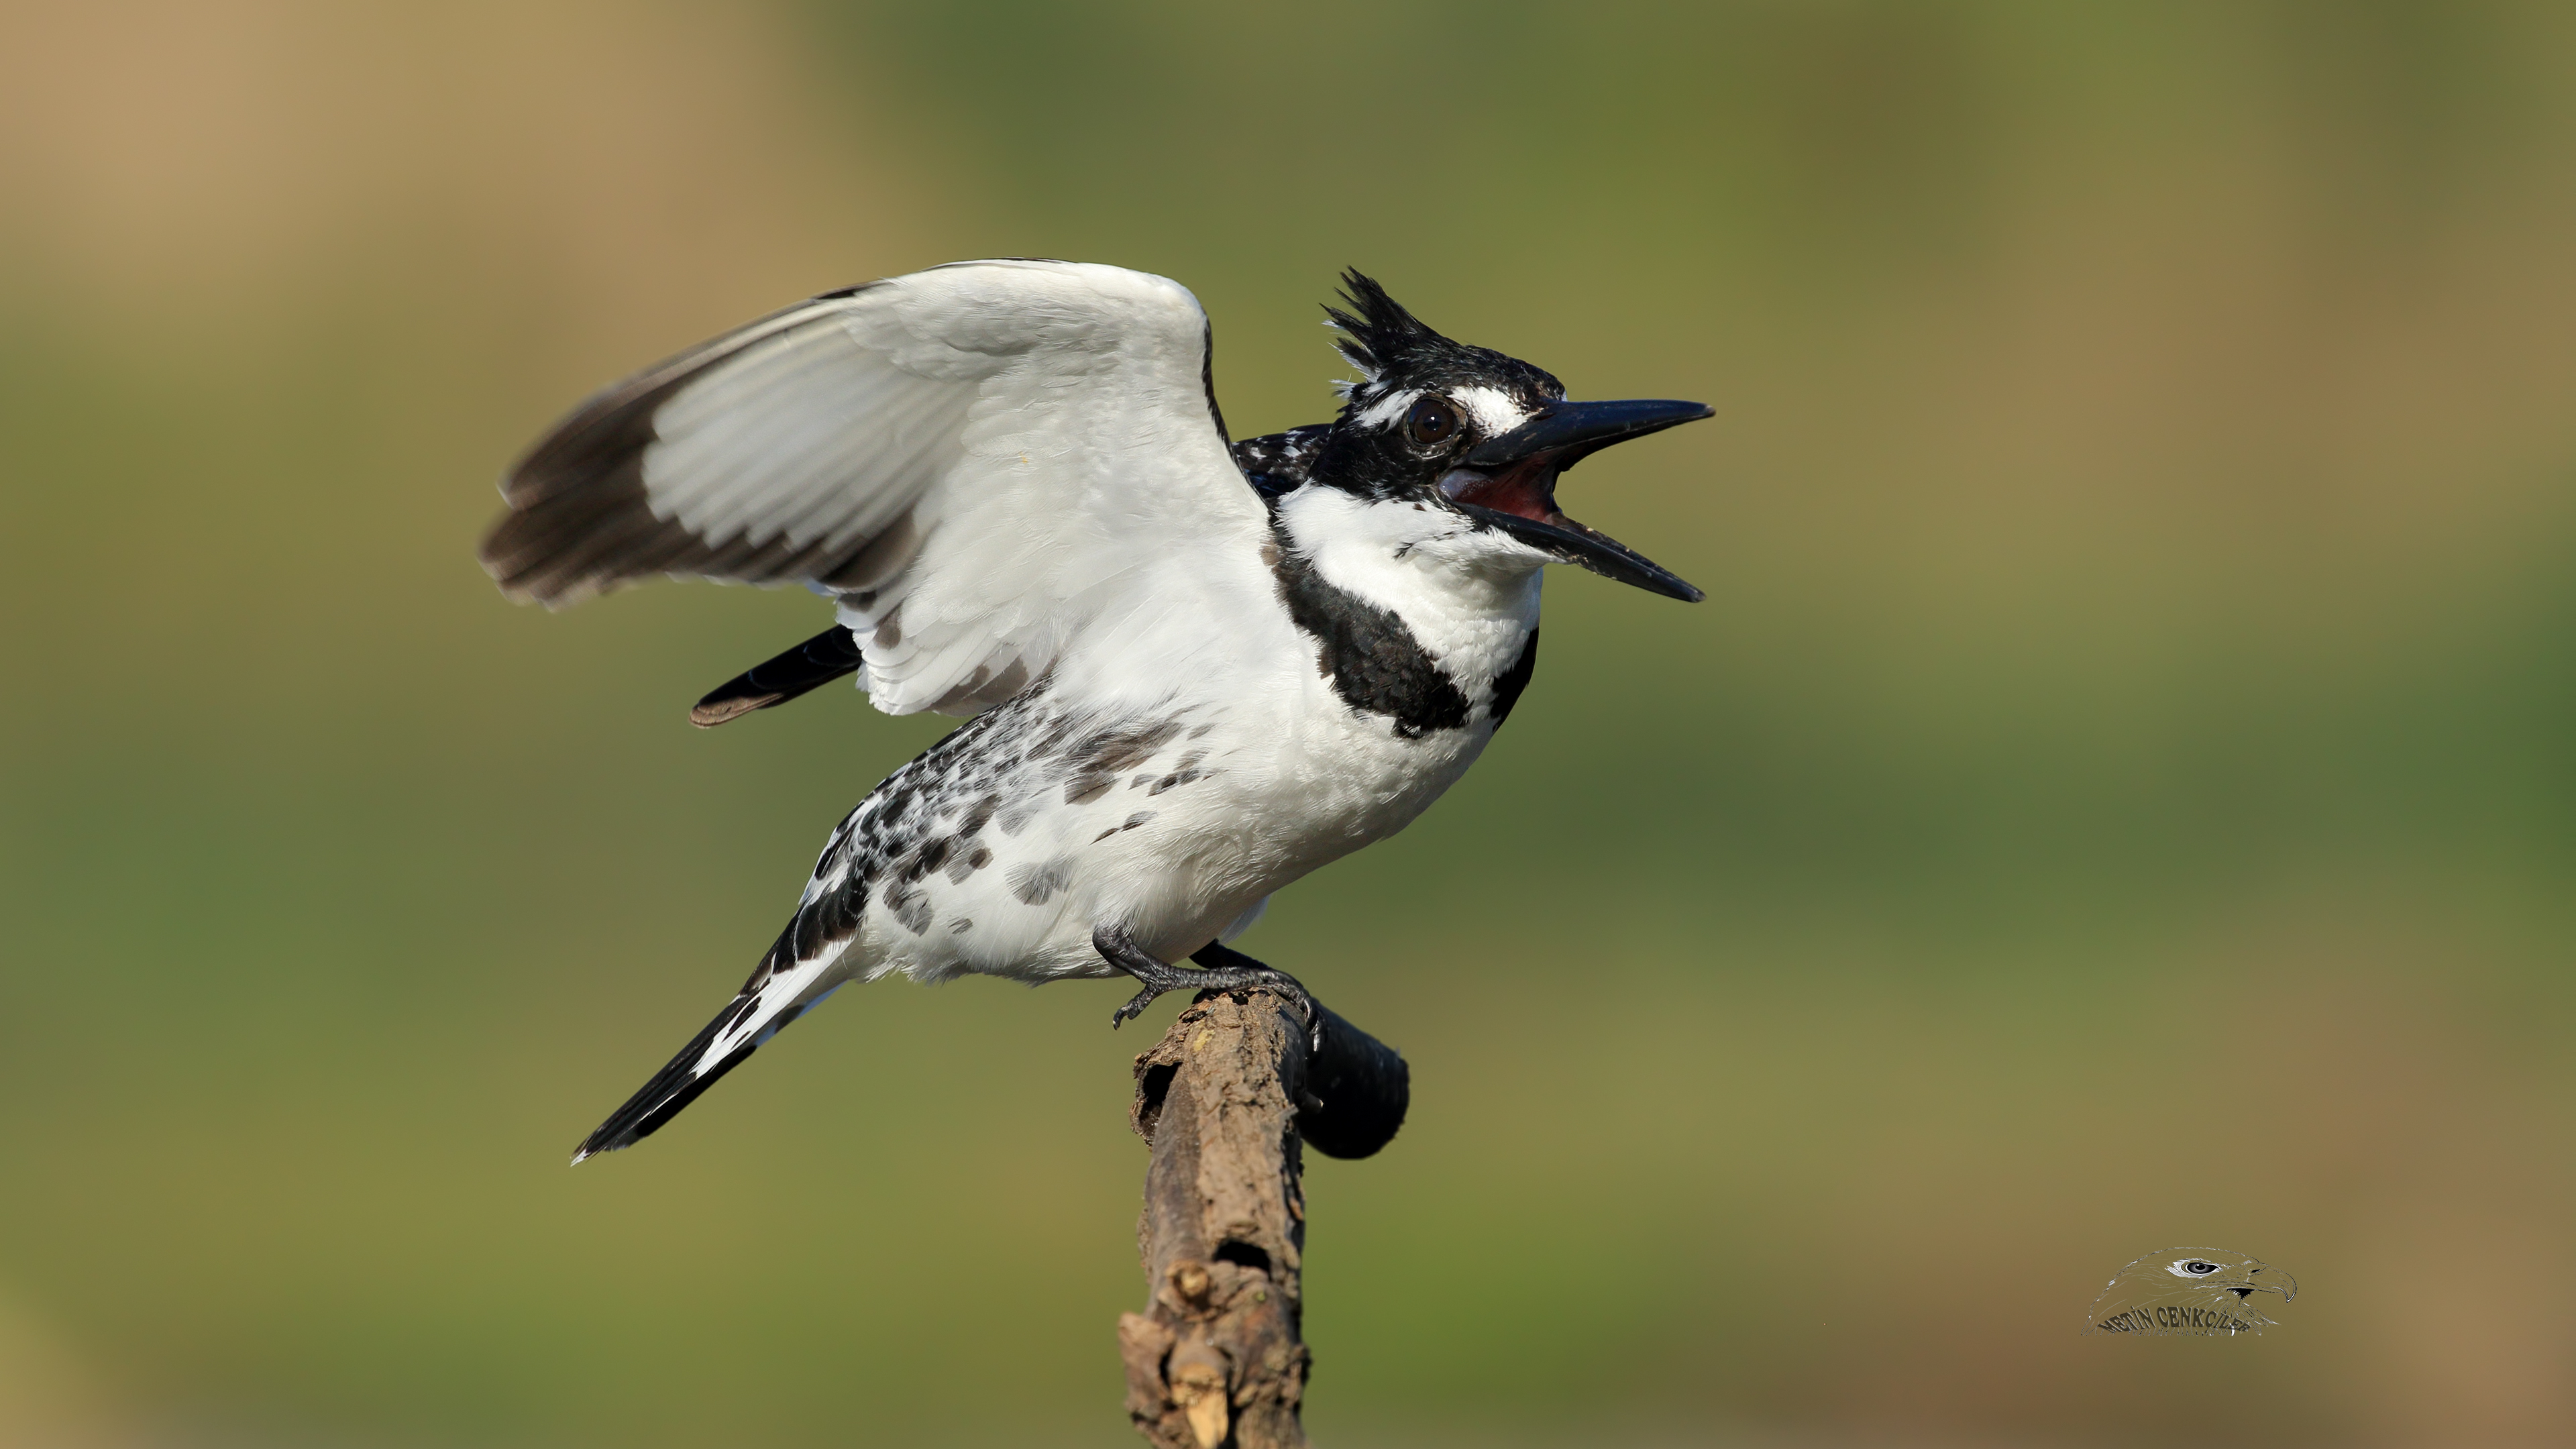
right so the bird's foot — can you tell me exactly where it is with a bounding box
[1094,928,1321,1050]
[1189,941,1321,1051]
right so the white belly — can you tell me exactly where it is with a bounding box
[826,660,1493,987]
[811,531,1541,989]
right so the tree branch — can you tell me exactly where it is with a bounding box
[1118,989,1409,1448]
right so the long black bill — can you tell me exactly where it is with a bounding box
[1446,398,1711,602]
[1464,398,1713,471]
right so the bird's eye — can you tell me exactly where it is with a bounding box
[2184,1261,2219,1275]
[1405,397,1460,447]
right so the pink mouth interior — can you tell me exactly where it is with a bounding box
[1441,458,1567,526]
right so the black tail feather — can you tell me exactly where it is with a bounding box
[690,626,865,727]
[571,993,816,1161]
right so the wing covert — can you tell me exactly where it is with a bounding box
[480,260,1271,716]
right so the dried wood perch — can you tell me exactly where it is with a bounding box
[1118,989,1410,1449]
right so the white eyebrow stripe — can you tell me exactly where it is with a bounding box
[1354,384,1534,437]
[1452,385,1532,437]
[1352,387,1423,428]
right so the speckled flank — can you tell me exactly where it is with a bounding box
[1009,857,1074,906]
[1063,720,1185,805]
[743,690,1219,987]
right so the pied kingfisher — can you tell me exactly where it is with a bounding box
[478,262,1709,1161]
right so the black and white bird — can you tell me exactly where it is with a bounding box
[478,261,1709,1161]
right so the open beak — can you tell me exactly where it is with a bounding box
[1438,398,1712,602]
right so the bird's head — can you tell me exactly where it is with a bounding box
[1298,271,1709,602]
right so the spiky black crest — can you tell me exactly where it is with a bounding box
[1323,270,1564,419]
[1324,270,1440,382]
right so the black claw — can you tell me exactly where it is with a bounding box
[1111,985,1159,1030]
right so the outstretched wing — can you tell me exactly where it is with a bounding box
[479,260,1271,716]
[678,423,1342,728]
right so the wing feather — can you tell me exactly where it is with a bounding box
[480,260,1271,716]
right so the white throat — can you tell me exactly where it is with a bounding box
[1273,484,1546,669]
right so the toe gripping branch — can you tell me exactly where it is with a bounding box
[1092,926,1408,1163]
[1097,930,1313,1038]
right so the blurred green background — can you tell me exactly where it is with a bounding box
[3,1,2573,1446]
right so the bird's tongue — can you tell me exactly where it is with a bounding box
[1439,459,1566,527]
